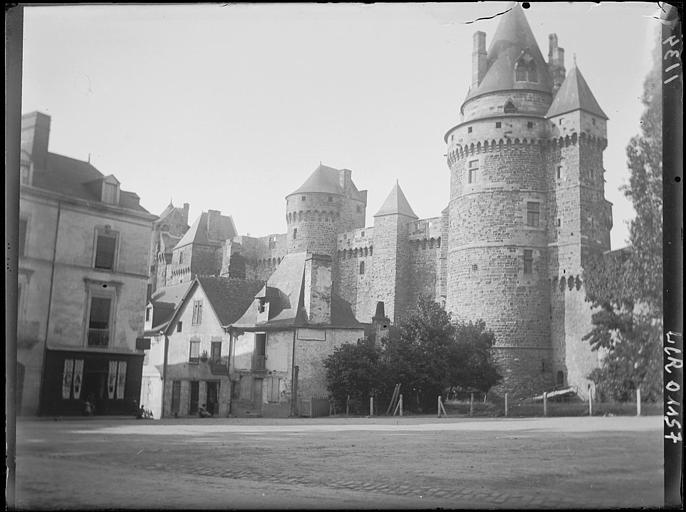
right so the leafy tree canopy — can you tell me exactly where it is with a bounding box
[583,37,662,402]
[324,297,501,413]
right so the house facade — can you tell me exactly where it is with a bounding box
[141,276,263,418]
[18,111,156,416]
[230,252,366,417]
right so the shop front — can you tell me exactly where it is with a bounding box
[41,349,143,416]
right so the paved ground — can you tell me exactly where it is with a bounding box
[13,415,663,509]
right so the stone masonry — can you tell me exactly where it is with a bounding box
[153,5,613,399]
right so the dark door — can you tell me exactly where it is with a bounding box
[207,381,219,415]
[253,378,263,413]
[83,360,108,415]
[190,381,199,415]
[171,381,181,415]
[211,342,222,363]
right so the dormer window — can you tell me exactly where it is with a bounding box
[515,55,538,83]
[258,298,267,314]
[101,177,120,205]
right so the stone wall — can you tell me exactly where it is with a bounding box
[335,227,374,321]
[446,96,553,397]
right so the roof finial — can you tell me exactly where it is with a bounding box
[573,53,577,66]
[87,153,91,163]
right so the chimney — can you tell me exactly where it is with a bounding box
[338,168,351,193]
[21,112,51,170]
[303,253,332,324]
[548,34,566,94]
[372,301,391,347]
[182,203,190,225]
[206,209,221,238]
[472,31,487,88]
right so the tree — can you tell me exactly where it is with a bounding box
[583,38,663,402]
[324,298,502,413]
[323,338,385,413]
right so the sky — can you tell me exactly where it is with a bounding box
[21,2,660,249]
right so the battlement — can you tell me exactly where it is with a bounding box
[447,131,608,165]
[337,227,374,250]
[408,217,442,241]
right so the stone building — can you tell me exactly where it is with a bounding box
[150,4,612,400]
[229,252,365,417]
[148,201,189,294]
[17,111,156,415]
[141,276,263,418]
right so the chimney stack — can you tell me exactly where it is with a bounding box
[21,112,51,170]
[206,209,221,237]
[472,31,487,89]
[338,168,351,193]
[182,203,190,225]
[548,34,566,94]
[304,253,332,324]
[372,301,391,347]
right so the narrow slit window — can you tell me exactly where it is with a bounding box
[523,250,533,274]
[468,159,478,184]
[526,202,540,227]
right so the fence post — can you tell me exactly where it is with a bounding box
[370,396,374,417]
[469,392,474,417]
[504,393,508,417]
[636,388,641,416]
[588,391,593,417]
[346,395,350,416]
[399,394,403,417]
[543,391,548,417]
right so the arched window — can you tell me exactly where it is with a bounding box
[515,55,538,83]
[504,100,516,114]
[359,261,365,275]
[556,371,565,387]
[515,60,528,82]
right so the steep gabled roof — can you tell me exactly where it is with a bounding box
[30,152,151,213]
[174,211,237,249]
[231,252,363,330]
[374,182,417,218]
[289,164,346,196]
[545,65,608,119]
[197,276,265,327]
[148,281,193,332]
[465,3,552,102]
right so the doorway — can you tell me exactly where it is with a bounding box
[190,381,199,415]
[253,378,263,413]
[171,381,181,416]
[206,381,219,415]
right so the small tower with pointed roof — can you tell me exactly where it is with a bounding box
[285,164,367,260]
[371,182,418,323]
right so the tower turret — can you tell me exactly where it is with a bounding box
[371,182,417,324]
[285,164,367,260]
[445,3,555,398]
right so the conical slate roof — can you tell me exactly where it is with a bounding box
[288,164,346,196]
[546,64,608,119]
[374,182,417,218]
[465,3,552,101]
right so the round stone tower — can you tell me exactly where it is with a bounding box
[285,164,367,260]
[444,4,556,398]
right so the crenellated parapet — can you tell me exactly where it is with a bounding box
[408,217,442,241]
[551,273,584,293]
[447,132,607,165]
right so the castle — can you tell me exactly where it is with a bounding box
[151,4,612,399]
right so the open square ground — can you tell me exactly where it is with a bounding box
[14,415,663,509]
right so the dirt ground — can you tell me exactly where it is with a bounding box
[12,415,663,509]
